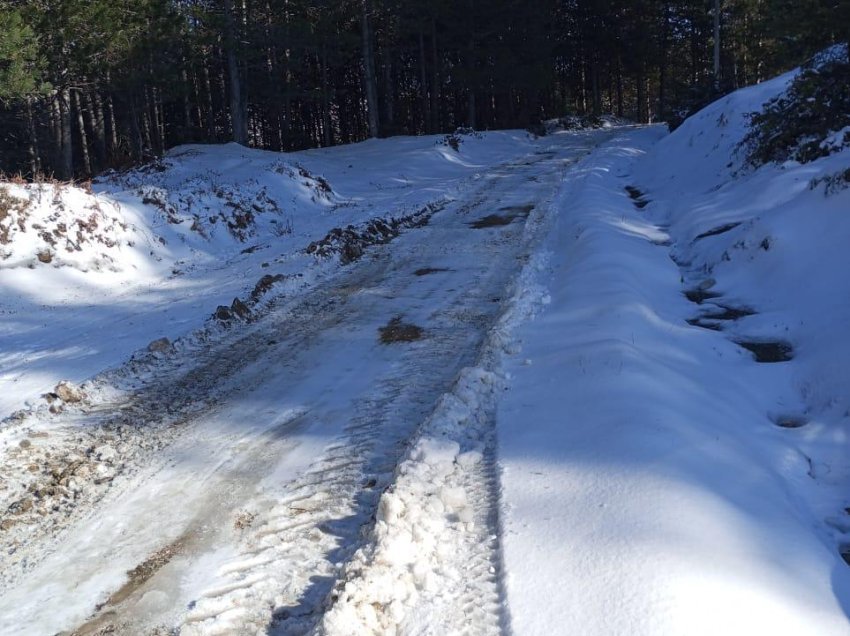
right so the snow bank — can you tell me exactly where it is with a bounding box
[0,183,150,272]
[499,127,850,635]
[498,56,850,634]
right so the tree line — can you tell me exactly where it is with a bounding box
[0,0,845,179]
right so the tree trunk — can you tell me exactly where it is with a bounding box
[26,97,41,176]
[73,89,92,176]
[86,89,107,166]
[430,18,441,132]
[321,44,333,147]
[616,56,624,117]
[59,88,73,180]
[418,29,430,133]
[224,0,249,145]
[713,0,721,90]
[382,50,395,133]
[466,1,477,129]
[361,0,380,138]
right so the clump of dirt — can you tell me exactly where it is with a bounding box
[414,267,450,276]
[234,510,257,530]
[306,203,441,265]
[54,380,86,404]
[379,317,424,344]
[735,340,793,363]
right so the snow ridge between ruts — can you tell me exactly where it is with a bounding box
[317,165,557,636]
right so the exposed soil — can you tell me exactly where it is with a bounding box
[414,267,451,276]
[469,214,515,229]
[72,535,187,636]
[734,340,793,363]
[306,202,440,264]
[700,305,756,320]
[694,222,742,241]
[378,317,424,344]
[625,186,645,200]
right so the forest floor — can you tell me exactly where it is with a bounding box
[2,61,850,635]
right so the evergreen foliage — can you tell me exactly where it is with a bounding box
[0,0,845,178]
[743,51,850,166]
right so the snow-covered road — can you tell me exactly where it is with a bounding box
[0,130,609,635]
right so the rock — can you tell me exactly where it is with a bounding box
[18,439,31,449]
[230,297,251,320]
[214,305,232,321]
[54,381,85,404]
[36,250,53,264]
[251,274,285,301]
[147,337,172,353]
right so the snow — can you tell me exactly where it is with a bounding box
[1,59,849,634]
[497,65,850,633]
[0,131,535,421]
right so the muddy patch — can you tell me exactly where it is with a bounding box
[469,204,533,229]
[469,214,514,229]
[684,289,722,304]
[378,317,424,344]
[694,222,742,241]
[414,267,451,277]
[771,414,808,429]
[72,535,187,635]
[735,340,793,363]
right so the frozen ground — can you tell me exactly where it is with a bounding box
[1,56,849,636]
[0,130,533,419]
[0,127,610,634]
